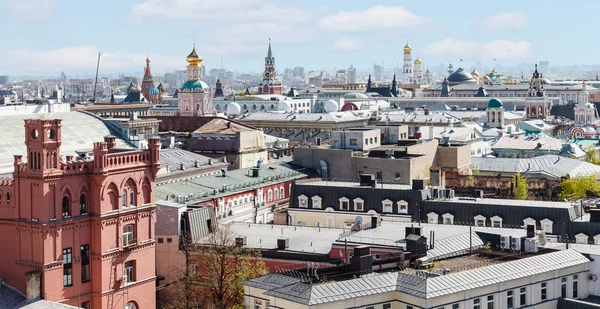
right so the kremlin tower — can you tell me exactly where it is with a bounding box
[178,43,212,116]
[258,39,283,95]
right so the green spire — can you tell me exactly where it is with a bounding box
[267,38,273,59]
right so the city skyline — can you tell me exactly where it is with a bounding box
[0,0,597,75]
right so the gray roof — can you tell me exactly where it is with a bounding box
[0,282,80,309]
[157,148,228,180]
[472,155,600,178]
[0,111,131,175]
[491,134,563,151]
[155,162,311,204]
[248,249,589,305]
[235,111,370,123]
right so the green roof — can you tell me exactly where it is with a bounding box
[488,97,503,108]
[180,80,209,92]
[154,162,312,203]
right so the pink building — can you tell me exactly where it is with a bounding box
[178,45,213,117]
[0,118,160,309]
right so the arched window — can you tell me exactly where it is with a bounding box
[280,187,285,199]
[274,188,279,200]
[62,196,71,217]
[80,194,87,215]
[7,192,11,204]
[122,190,127,208]
[130,188,136,206]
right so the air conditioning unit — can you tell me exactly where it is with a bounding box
[524,238,539,253]
[510,237,521,251]
[500,235,510,249]
[121,275,128,285]
[589,274,598,281]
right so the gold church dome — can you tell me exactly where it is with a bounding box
[186,45,203,67]
[414,58,422,65]
[403,41,411,53]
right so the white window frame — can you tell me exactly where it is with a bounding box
[353,198,364,211]
[311,196,322,209]
[442,213,454,225]
[523,217,536,230]
[339,197,350,211]
[280,186,285,199]
[474,215,486,227]
[540,218,553,234]
[427,212,438,224]
[382,199,393,213]
[490,215,503,228]
[268,189,273,202]
[274,188,279,200]
[298,195,308,208]
[397,200,408,214]
[575,233,588,244]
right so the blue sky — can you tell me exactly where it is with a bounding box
[0,0,595,75]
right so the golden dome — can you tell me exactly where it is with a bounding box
[482,74,491,83]
[583,80,587,87]
[186,45,203,67]
[414,58,422,65]
[403,41,411,53]
[491,68,498,75]
[471,69,480,79]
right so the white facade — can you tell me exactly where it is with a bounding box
[330,129,381,151]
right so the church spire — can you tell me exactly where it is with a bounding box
[267,38,273,59]
[143,57,152,80]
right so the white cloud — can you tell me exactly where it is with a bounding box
[423,39,532,61]
[319,5,431,32]
[476,12,528,31]
[131,0,316,23]
[330,38,363,52]
[3,0,58,22]
[0,46,183,74]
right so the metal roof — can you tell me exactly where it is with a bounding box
[249,249,589,305]
[0,282,80,309]
[236,111,371,123]
[154,162,311,204]
[472,155,600,178]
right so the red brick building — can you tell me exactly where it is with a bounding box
[0,119,160,309]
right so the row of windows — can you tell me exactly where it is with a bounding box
[427,213,554,233]
[298,196,409,214]
[62,195,87,217]
[267,187,285,203]
[349,136,378,146]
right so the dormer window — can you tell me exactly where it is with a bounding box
[298,195,308,208]
[339,197,349,211]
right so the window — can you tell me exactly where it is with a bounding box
[129,188,135,206]
[561,277,567,298]
[573,274,579,299]
[519,287,526,306]
[312,196,321,209]
[452,304,459,309]
[6,192,9,205]
[364,138,368,145]
[79,194,87,215]
[62,196,71,217]
[81,244,90,283]
[473,298,480,309]
[428,212,439,224]
[298,195,308,208]
[122,189,127,208]
[254,299,263,309]
[383,203,392,213]
[541,282,547,300]
[407,306,414,309]
[268,190,273,202]
[280,187,285,198]
[443,213,454,225]
[349,138,357,145]
[506,290,514,309]
[81,302,90,309]
[123,224,134,247]
[354,198,364,211]
[383,304,391,309]
[491,216,502,228]
[487,295,494,309]
[366,307,374,309]
[63,248,72,286]
[474,215,486,227]
[158,238,164,243]
[339,197,349,211]
[398,201,408,214]
[274,188,279,200]
[124,261,135,283]
[167,238,173,243]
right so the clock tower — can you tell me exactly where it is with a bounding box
[258,39,283,95]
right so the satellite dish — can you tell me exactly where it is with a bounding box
[170,194,176,199]
[355,216,363,224]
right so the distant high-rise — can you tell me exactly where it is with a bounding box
[373,63,384,81]
[0,75,8,85]
[293,66,304,78]
[538,61,550,75]
[347,65,357,84]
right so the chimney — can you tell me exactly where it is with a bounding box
[277,238,289,250]
[350,246,373,276]
[25,271,42,300]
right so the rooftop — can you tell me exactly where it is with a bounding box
[435,197,573,209]
[472,155,600,178]
[295,179,413,190]
[192,118,256,136]
[235,111,371,124]
[154,162,311,204]
[0,111,130,175]
[0,281,80,309]
[247,249,588,305]
[492,134,563,151]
